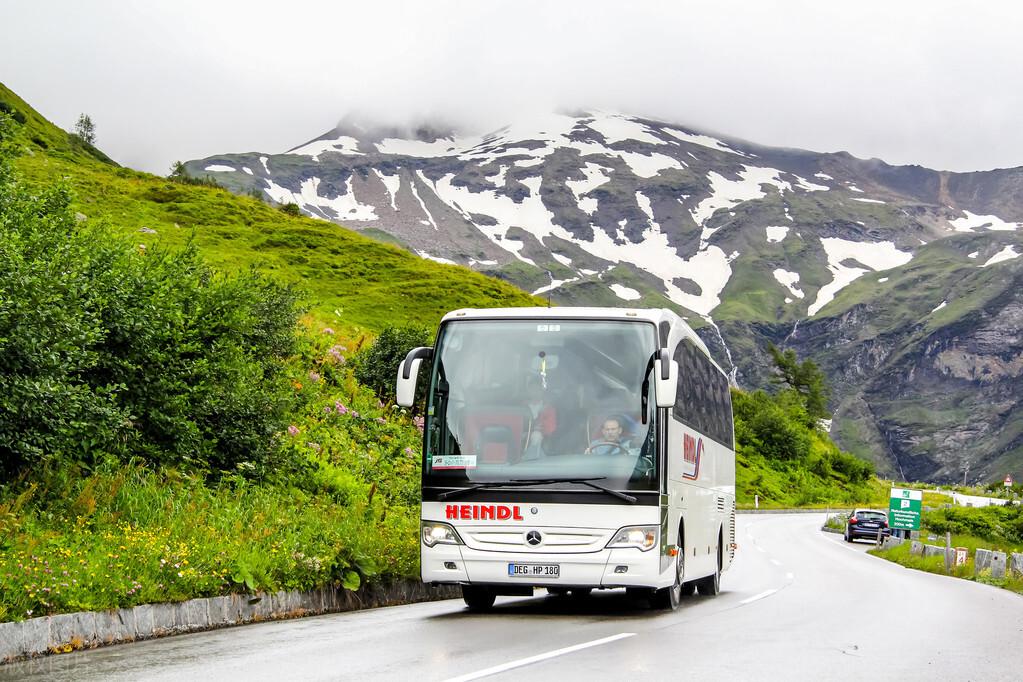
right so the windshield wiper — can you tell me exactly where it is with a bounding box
[437,477,636,504]
[437,480,538,501]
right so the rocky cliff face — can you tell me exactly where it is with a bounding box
[185,112,1023,483]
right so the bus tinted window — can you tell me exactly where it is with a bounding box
[672,340,733,448]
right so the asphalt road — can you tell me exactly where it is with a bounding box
[4,513,1021,681]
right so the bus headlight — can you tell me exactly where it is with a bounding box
[606,526,658,551]
[422,522,463,547]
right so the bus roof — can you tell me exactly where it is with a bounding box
[440,307,711,357]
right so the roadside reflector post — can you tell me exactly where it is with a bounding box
[944,532,952,573]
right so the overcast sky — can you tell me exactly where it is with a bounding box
[2,1,1021,175]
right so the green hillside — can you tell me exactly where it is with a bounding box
[0,83,539,332]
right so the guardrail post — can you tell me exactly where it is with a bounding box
[1011,553,1023,577]
[990,552,1007,579]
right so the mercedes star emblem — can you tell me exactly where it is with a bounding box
[525,530,543,546]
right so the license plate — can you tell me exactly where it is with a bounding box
[508,563,560,578]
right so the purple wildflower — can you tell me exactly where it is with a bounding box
[328,345,346,364]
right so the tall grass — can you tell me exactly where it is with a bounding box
[0,460,419,622]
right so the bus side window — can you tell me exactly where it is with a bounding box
[672,341,697,429]
[673,339,733,448]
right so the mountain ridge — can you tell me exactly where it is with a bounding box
[185,111,1023,484]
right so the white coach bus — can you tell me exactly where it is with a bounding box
[396,307,735,611]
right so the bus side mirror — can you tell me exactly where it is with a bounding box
[654,350,678,408]
[396,347,433,407]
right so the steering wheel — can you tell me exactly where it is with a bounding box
[587,441,630,456]
[635,453,656,478]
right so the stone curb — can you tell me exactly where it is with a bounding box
[0,580,460,665]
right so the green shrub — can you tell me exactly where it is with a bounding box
[352,324,432,410]
[0,100,26,125]
[829,448,873,483]
[925,504,1023,545]
[279,202,301,216]
[0,113,302,477]
[733,389,810,461]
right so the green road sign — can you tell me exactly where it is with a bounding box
[889,487,922,530]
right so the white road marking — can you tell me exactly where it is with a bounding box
[756,546,766,553]
[786,572,794,580]
[770,559,782,566]
[444,632,636,681]
[740,589,778,605]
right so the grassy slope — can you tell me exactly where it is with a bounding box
[736,449,889,509]
[0,83,540,333]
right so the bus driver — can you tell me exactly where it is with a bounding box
[586,417,631,455]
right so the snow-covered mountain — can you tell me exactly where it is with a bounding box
[185,112,1023,484]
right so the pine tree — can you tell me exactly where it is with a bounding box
[74,113,96,145]
[767,344,831,423]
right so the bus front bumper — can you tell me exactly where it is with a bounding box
[422,543,666,589]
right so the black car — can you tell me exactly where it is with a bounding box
[844,508,890,543]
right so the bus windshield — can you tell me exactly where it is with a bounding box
[423,319,659,492]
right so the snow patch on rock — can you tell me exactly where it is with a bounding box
[586,113,663,146]
[533,277,579,296]
[416,250,457,265]
[691,165,790,228]
[661,128,746,156]
[609,284,642,300]
[773,269,805,299]
[982,245,1020,267]
[288,135,363,160]
[808,238,913,316]
[263,176,379,221]
[373,169,401,211]
[794,175,829,192]
[950,210,1022,232]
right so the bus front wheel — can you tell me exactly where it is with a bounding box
[649,543,683,610]
[461,585,496,611]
